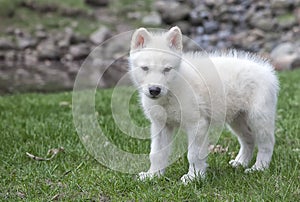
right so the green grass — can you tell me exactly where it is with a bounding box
[1,69,300,201]
[277,13,297,24]
[0,0,100,36]
[38,0,92,10]
[0,0,154,36]
[110,0,153,13]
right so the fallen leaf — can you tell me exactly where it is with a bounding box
[16,191,26,199]
[209,144,228,154]
[51,194,61,201]
[59,101,70,107]
[26,147,64,161]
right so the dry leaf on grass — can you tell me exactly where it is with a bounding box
[59,101,71,107]
[16,191,26,199]
[228,151,236,159]
[209,145,228,154]
[51,193,62,201]
[292,148,300,152]
[26,147,64,161]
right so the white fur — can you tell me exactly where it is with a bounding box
[129,27,279,184]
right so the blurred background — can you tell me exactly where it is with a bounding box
[0,0,299,94]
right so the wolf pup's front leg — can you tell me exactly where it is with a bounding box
[181,118,209,184]
[139,123,173,180]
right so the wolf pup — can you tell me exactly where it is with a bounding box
[128,27,279,184]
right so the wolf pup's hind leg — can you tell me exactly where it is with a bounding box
[228,112,255,168]
[245,110,276,173]
[245,88,277,173]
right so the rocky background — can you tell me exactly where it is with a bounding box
[0,0,299,94]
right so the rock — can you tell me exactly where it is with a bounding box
[217,29,231,40]
[38,63,74,90]
[204,0,219,7]
[127,11,142,20]
[14,68,31,84]
[0,52,5,60]
[195,26,205,34]
[216,40,231,49]
[229,31,248,48]
[249,15,275,31]
[13,28,25,36]
[56,27,78,49]
[176,21,191,34]
[24,51,38,66]
[60,7,86,17]
[270,42,295,58]
[37,40,61,60]
[0,38,15,50]
[65,61,80,76]
[17,37,38,49]
[87,33,130,88]
[203,21,219,34]
[249,10,275,31]
[272,54,298,70]
[57,28,87,48]
[35,30,47,40]
[189,5,210,25]
[90,26,111,44]
[58,37,70,49]
[70,34,87,44]
[5,27,15,35]
[154,1,190,24]
[270,0,294,9]
[85,0,109,7]
[270,0,299,15]
[115,24,133,33]
[182,36,201,52]
[276,13,297,30]
[217,4,231,17]
[57,28,72,48]
[5,51,17,61]
[250,29,266,39]
[295,7,300,24]
[69,43,90,60]
[142,12,162,26]
[230,30,263,51]
[192,34,213,50]
[291,57,300,70]
[35,24,45,31]
[101,36,129,59]
[270,42,299,70]
[92,57,130,88]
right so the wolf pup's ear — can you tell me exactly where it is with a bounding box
[131,28,151,50]
[167,26,182,52]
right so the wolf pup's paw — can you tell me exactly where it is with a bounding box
[245,164,268,173]
[138,171,160,181]
[138,172,154,180]
[245,167,264,173]
[180,172,205,185]
[229,160,248,168]
[180,174,195,185]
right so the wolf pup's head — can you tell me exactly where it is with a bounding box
[129,26,183,99]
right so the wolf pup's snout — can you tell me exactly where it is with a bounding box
[149,86,161,97]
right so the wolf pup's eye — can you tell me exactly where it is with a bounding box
[163,67,172,73]
[141,66,149,71]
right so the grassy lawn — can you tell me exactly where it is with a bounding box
[0,0,153,36]
[0,0,99,36]
[0,69,300,201]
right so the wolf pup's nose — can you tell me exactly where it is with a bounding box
[149,86,161,97]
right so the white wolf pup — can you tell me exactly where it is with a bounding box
[129,26,279,184]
